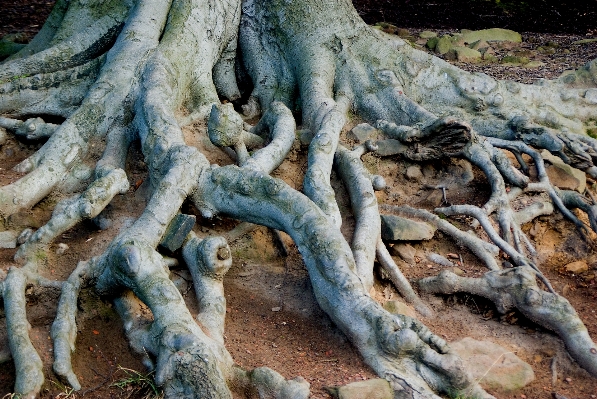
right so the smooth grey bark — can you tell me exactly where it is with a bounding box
[1,0,597,397]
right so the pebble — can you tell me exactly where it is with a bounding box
[56,243,69,255]
[271,307,281,312]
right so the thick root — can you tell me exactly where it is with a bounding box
[418,267,597,377]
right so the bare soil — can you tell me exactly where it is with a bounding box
[1,2,597,399]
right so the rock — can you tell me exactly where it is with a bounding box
[396,28,411,38]
[573,38,597,45]
[419,189,444,207]
[380,214,436,241]
[160,214,196,252]
[422,164,435,178]
[0,230,19,249]
[451,267,465,276]
[542,150,586,193]
[405,165,423,182]
[501,55,530,65]
[524,61,545,68]
[468,39,490,51]
[426,37,439,50]
[336,379,393,399]
[389,243,416,263]
[56,243,69,255]
[374,139,407,156]
[435,35,453,55]
[349,123,377,143]
[565,260,588,274]
[419,30,437,39]
[383,300,417,318]
[446,46,482,63]
[450,337,535,392]
[460,28,522,45]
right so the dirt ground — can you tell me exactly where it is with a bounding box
[1,1,597,399]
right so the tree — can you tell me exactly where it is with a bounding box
[0,0,596,398]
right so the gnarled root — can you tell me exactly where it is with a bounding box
[418,267,597,377]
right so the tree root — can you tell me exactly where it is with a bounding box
[2,268,44,398]
[418,266,597,377]
[2,0,597,397]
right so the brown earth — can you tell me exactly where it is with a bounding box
[1,2,597,399]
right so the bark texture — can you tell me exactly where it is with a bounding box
[1,0,596,398]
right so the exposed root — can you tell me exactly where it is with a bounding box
[0,57,102,118]
[418,267,597,377]
[51,260,95,390]
[2,268,44,398]
[15,168,129,262]
[381,204,501,271]
[182,233,232,343]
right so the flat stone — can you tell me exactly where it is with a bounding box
[524,61,545,68]
[380,214,436,241]
[389,243,416,263]
[337,379,393,399]
[435,35,453,55]
[160,214,196,252]
[573,38,597,45]
[0,230,19,249]
[460,28,522,44]
[542,150,586,193]
[447,46,482,63]
[349,123,377,143]
[383,300,416,318]
[501,55,530,65]
[450,337,535,392]
[565,260,588,274]
[374,139,407,156]
[405,165,423,182]
[419,30,437,39]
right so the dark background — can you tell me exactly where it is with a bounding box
[1,0,597,39]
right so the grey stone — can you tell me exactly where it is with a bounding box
[380,214,436,241]
[419,30,437,39]
[0,230,19,249]
[349,123,377,143]
[160,213,196,252]
[389,243,416,263]
[450,337,535,392]
[405,165,423,182]
[374,139,407,156]
[337,379,393,399]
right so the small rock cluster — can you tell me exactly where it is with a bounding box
[375,23,550,68]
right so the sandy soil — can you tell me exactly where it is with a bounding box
[1,2,597,399]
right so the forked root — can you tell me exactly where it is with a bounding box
[418,266,597,377]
